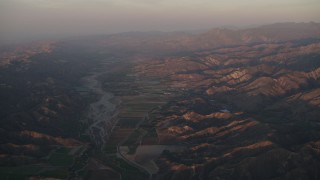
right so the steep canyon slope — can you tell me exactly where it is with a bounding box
[134,37,320,180]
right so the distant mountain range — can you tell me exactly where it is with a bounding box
[64,22,320,53]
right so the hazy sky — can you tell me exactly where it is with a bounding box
[1,0,319,44]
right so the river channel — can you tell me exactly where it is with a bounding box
[82,65,120,150]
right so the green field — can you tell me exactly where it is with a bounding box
[0,147,76,180]
[104,145,117,154]
[123,128,147,146]
[48,148,74,166]
[96,155,148,180]
[0,165,69,180]
[38,168,69,179]
[118,117,142,127]
[0,166,43,180]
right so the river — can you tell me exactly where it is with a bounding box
[82,65,120,150]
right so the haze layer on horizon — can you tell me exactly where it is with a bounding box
[1,0,319,44]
